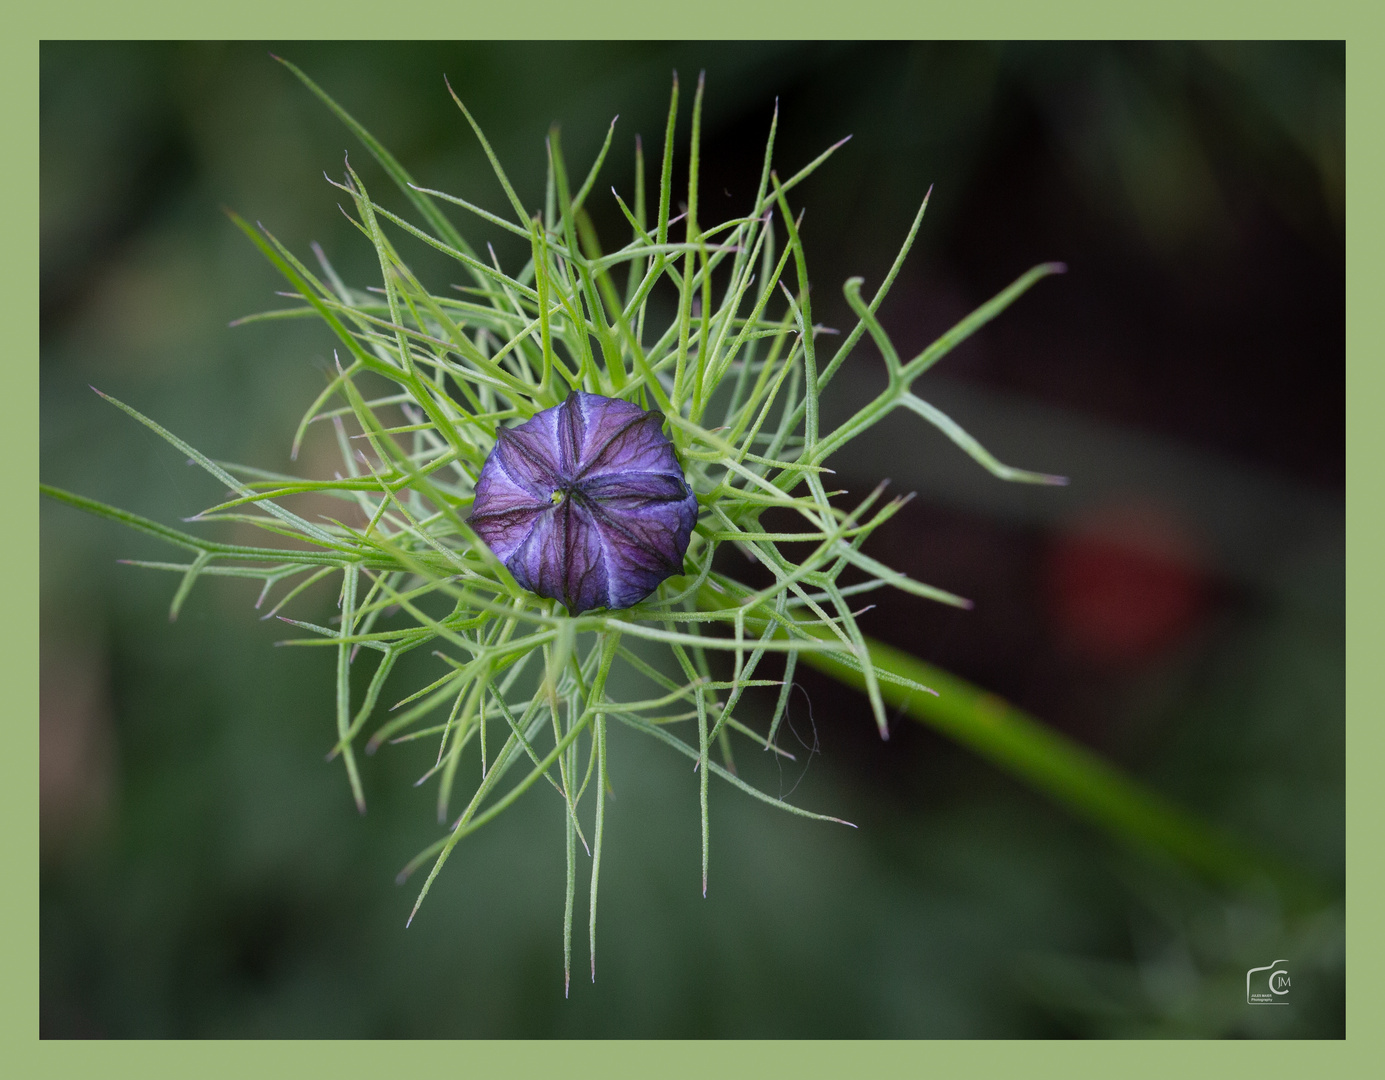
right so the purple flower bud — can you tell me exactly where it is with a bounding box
[468,391,699,615]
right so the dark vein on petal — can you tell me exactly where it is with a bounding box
[574,411,660,481]
[578,472,690,503]
[558,394,584,477]
[496,425,563,489]
[577,491,683,575]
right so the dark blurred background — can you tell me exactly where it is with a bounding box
[40,41,1343,1037]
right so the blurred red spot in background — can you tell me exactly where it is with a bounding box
[1045,500,1207,666]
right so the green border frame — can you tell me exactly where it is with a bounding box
[14,4,1373,1075]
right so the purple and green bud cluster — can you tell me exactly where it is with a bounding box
[468,392,699,615]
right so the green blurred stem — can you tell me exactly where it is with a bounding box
[798,634,1322,909]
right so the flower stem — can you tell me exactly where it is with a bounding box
[798,634,1325,911]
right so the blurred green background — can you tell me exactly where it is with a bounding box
[40,42,1344,1037]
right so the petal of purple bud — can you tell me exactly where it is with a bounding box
[509,499,610,615]
[583,490,697,610]
[467,455,551,565]
[581,471,691,505]
[580,409,682,480]
[490,422,563,496]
